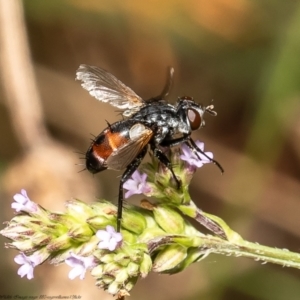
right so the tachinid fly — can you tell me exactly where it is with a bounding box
[76,65,223,231]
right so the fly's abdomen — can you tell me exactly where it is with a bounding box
[85,124,130,173]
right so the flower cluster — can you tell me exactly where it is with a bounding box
[123,141,225,238]
[1,141,225,298]
[3,141,300,298]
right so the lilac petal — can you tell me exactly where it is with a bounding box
[123,170,151,198]
[96,226,123,251]
[12,190,38,213]
[132,171,142,181]
[14,254,26,265]
[96,229,110,240]
[124,189,135,199]
[108,241,117,251]
[11,202,23,212]
[18,264,34,280]
[66,253,95,280]
[123,179,138,199]
[68,266,85,280]
[195,141,205,151]
[180,141,214,168]
[106,225,115,234]
[13,194,27,204]
[14,253,40,280]
[65,256,79,268]
[98,240,111,250]
[180,144,190,156]
[113,233,123,242]
[123,179,136,190]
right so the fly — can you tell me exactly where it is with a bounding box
[76,65,223,231]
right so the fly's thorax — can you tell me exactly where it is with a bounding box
[176,121,191,135]
[133,103,180,133]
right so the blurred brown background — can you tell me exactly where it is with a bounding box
[0,0,300,299]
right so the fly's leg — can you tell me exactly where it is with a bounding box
[117,146,148,232]
[160,136,224,174]
[160,137,225,237]
[151,145,181,189]
[159,135,190,148]
[188,138,224,173]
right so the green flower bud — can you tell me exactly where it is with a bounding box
[127,262,140,277]
[95,279,105,289]
[114,268,129,283]
[121,245,144,264]
[120,229,137,244]
[0,223,34,241]
[122,208,147,234]
[102,274,114,285]
[66,199,94,218]
[139,253,152,278]
[160,187,184,204]
[76,235,99,256]
[202,212,243,242]
[168,247,207,274]
[46,233,72,252]
[100,253,115,264]
[10,239,36,252]
[113,252,131,267]
[153,204,185,234]
[87,215,114,229]
[153,244,187,273]
[103,262,121,274]
[125,278,137,294]
[91,200,117,217]
[48,214,79,235]
[68,224,93,242]
[13,215,44,227]
[31,232,51,246]
[130,242,148,252]
[91,265,104,277]
[139,228,166,243]
[107,281,122,296]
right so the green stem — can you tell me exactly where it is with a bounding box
[201,235,300,269]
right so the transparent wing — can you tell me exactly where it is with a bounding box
[106,124,153,170]
[76,64,145,117]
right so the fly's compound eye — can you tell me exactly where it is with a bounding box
[187,108,203,130]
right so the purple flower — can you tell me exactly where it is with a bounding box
[123,170,152,198]
[180,141,213,168]
[65,252,96,280]
[12,189,38,213]
[96,225,123,251]
[14,252,42,280]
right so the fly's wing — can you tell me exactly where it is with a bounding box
[106,123,153,170]
[76,64,145,117]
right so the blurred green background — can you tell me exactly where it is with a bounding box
[0,0,300,299]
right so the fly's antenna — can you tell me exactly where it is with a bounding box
[205,104,217,116]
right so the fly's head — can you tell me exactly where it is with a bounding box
[176,96,217,133]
